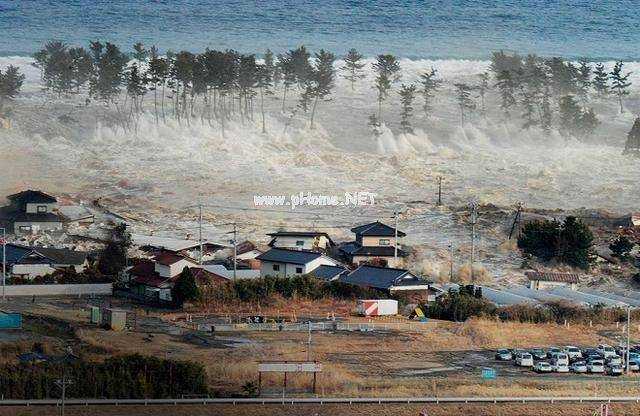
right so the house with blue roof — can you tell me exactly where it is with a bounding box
[256,248,339,278]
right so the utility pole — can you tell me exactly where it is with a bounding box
[449,243,454,281]
[394,211,398,261]
[436,176,443,206]
[469,201,478,282]
[307,320,312,361]
[1,227,5,301]
[508,202,523,240]
[626,305,631,374]
[233,223,237,280]
[198,203,203,264]
[55,356,73,416]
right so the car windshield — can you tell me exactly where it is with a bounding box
[568,348,579,352]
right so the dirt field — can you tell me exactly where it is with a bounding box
[3,296,640,399]
[1,402,640,416]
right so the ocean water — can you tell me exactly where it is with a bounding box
[0,0,638,60]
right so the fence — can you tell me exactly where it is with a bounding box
[1,283,112,297]
[204,321,431,333]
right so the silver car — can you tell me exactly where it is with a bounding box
[570,361,587,373]
[587,360,605,373]
[606,364,623,376]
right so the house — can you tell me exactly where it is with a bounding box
[339,221,408,268]
[256,248,339,278]
[202,264,261,280]
[131,234,227,260]
[1,243,89,279]
[310,264,348,281]
[526,271,579,291]
[632,213,640,228]
[128,253,224,302]
[0,190,63,235]
[339,265,432,302]
[267,231,335,252]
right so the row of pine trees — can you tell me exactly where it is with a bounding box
[0,42,638,151]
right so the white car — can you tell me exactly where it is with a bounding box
[552,362,570,373]
[563,346,582,360]
[515,352,534,367]
[627,361,640,372]
[598,344,616,359]
[534,361,553,373]
[551,353,569,366]
[606,355,622,366]
[570,361,588,373]
[587,360,605,373]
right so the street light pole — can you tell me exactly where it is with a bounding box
[1,227,6,302]
[626,305,631,375]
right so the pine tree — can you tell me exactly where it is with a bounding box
[372,54,400,123]
[419,68,441,118]
[495,70,516,118]
[307,49,336,129]
[540,84,552,132]
[453,83,475,126]
[0,65,25,114]
[623,117,640,155]
[132,42,148,62]
[520,88,537,129]
[341,48,366,91]
[398,83,416,134]
[576,59,591,101]
[89,41,129,103]
[477,72,490,117]
[277,53,295,111]
[126,63,147,120]
[610,61,632,113]
[368,113,382,138]
[592,63,609,97]
[147,46,169,123]
[256,60,273,133]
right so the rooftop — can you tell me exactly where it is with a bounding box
[7,190,57,204]
[525,271,580,284]
[340,265,428,290]
[256,248,324,265]
[310,265,348,281]
[351,221,406,237]
[153,252,197,266]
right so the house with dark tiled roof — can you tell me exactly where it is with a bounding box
[0,190,63,235]
[339,221,408,268]
[256,248,339,278]
[1,243,89,279]
[310,264,348,281]
[267,231,335,252]
[339,265,433,301]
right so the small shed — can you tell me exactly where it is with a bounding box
[526,271,579,291]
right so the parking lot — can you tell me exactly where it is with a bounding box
[492,344,640,378]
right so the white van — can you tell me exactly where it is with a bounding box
[515,352,534,367]
[551,352,569,366]
[598,344,616,359]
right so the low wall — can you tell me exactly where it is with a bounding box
[2,284,112,297]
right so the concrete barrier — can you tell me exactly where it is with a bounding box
[1,283,112,297]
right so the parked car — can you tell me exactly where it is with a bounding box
[515,352,534,367]
[587,360,605,373]
[530,348,546,361]
[495,349,512,361]
[582,348,601,360]
[552,362,570,373]
[627,360,640,372]
[534,361,553,373]
[550,353,569,367]
[598,344,617,359]
[563,346,582,360]
[570,361,588,373]
[606,355,622,366]
[546,347,562,359]
[606,364,624,376]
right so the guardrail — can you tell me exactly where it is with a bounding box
[2,396,640,407]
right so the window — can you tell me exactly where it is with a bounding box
[272,264,280,271]
[37,205,47,213]
[296,267,303,273]
[379,239,391,246]
[295,240,304,246]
